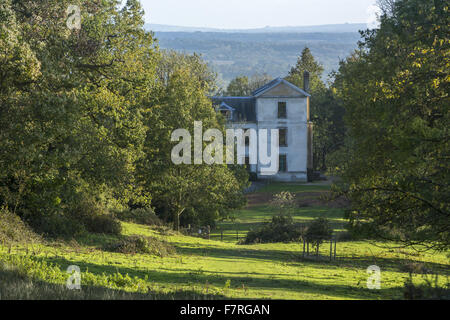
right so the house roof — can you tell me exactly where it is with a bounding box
[211,97,256,122]
[252,77,311,97]
[212,77,309,122]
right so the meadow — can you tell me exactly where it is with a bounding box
[1,183,449,300]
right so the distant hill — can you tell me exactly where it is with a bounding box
[145,23,368,34]
[145,24,365,87]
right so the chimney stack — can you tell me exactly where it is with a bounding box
[303,71,310,93]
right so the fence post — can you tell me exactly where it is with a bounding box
[221,230,223,242]
[236,230,239,241]
[207,225,210,240]
[330,237,334,261]
[302,239,306,258]
[307,241,309,256]
[334,238,337,260]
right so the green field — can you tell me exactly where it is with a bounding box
[1,183,449,300]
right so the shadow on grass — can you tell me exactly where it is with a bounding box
[0,268,227,300]
[4,252,402,300]
[13,248,437,300]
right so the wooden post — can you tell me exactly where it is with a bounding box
[221,230,223,242]
[236,230,239,241]
[334,238,337,260]
[330,238,333,261]
[302,239,306,258]
[307,241,309,256]
[207,225,210,240]
[316,242,319,257]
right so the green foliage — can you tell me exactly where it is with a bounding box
[403,274,450,300]
[113,208,162,226]
[104,235,175,257]
[270,191,297,215]
[0,1,248,238]
[243,214,302,244]
[304,217,333,248]
[139,50,248,230]
[224,74,273,96]
[332,0,449,250]
[0,209,41,244]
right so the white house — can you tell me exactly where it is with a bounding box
[212,73,313,182]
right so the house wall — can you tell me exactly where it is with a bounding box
[256,97,308,182]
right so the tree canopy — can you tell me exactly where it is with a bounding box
[332,0,449,250]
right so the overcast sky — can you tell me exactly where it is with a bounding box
[139,0,379,29]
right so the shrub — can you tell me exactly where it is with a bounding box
[243,214,302,244]
[304,217,333,249]
[403,274,450,300]
[0,209,41,244]
[67,199,121,236]
[104,235,175,257]
[270,192,296,214]
[113,208,162,226]
[84,215,122,235]
[27,214,86,239]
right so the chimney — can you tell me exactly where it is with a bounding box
[303,71,310,93]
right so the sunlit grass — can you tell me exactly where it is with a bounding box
[1,183,449,300]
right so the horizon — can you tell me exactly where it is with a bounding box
[145,21,368,30]
[140,0,380,30]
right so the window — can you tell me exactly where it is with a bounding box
[279,128,288,147]
[278,102,287,119]
[279,155,287,173]
[220,110,231,120]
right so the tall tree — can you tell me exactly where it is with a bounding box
[138,51,248,230]
[0,0,157,229]
[332,0,449,250]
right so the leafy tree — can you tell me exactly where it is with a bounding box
[304,217,333,251]
[332,0,449,250]
[0,0,157,233]
[139,51,248,230]
[224,74,273,96]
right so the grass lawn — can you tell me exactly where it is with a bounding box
[1,183,449,300]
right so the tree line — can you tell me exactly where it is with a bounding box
[225,0,448,250]
[0,0,248,236]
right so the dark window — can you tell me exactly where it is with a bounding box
[245,156,250,165]
[278,102,287,119]
[279,155,287,173]
[279,128,288,147]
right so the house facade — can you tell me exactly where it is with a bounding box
[212,73,313,182]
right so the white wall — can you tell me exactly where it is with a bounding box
[256,97,308,182]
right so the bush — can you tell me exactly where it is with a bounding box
[67,199,121,236]
[304,217,333,248]
[403,274,450,300]
[28,214,86,239]
[26,198,122,239]
[104,235,175,257]
[113,208,162,226]
[0,209,41,244]
[84,215,122,235]
[243,214,303,244]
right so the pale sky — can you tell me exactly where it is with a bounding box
[139,0,379,29]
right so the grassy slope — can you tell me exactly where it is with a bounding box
[1,183,449,300]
